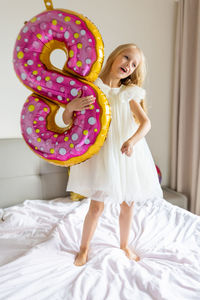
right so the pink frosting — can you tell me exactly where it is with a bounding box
[13,10,102,164]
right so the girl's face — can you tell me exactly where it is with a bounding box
[110,47,141,80]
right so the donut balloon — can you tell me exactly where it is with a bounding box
[13,0,111,167]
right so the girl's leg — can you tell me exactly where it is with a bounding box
[119,201,140,261]
[74,199,104,266]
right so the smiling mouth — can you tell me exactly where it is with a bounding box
[120,67,127,73]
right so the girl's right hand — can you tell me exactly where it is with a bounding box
[67,95,96,112]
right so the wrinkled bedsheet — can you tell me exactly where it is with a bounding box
[0,196,200,300]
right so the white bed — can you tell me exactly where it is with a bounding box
[0,139,200,300]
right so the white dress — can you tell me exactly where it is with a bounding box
[66,77,163,206]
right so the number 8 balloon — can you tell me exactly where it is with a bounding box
[13,0,111,167]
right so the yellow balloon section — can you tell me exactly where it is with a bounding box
[13,7,111,167]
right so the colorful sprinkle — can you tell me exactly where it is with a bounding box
[46,81,53,88]
[59,148,66,155]
[64,16,71,22]
[56,76,64,83]
[27,60,33,65]
[23,26,28,33]
[17,51,24,59]
[70,89,78,96]
[85,138,90,144]
[74,33,79,39]
[33,41,40,49]
[28,105,35,112]
[21,73,26,80]
[72,133,78,141]
[26,127,32,134]
[86,58,91,64]
[80,30,86,35]
[88,117,96,125]
[83,130,88,135]
[64,31,69,39]
[52,19,57,25]
[69,50,74,58]
[77,61,82,67]
[30,17,37,23]
[36,34,42,39]
[77,43,82,49]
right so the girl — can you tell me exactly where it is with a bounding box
[61,43,163,266]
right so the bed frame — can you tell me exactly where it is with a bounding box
[0,138,69,208]
[0,138,188,210]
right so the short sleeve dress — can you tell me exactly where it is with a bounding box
[66,77,163,206]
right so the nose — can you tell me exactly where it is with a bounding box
[125,62,131,71]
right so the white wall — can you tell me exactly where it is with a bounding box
[0,0,177,185]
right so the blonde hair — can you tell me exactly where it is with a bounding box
[100,43,148,124]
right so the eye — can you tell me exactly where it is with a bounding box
[124,55,128,59]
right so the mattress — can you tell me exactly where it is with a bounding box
[0,196,200,300]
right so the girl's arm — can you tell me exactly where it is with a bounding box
[62,95,95,125]
[121,99,151,156]
[128,99,151,145]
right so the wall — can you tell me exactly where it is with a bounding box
[0,0,177,185]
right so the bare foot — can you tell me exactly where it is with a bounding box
[74,249,88,266]
[121,247,140,261]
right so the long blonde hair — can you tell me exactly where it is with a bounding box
[100,43,148,124]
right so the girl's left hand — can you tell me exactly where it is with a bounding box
[121,139,134,157]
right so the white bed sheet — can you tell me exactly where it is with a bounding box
[0,196,200,300]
